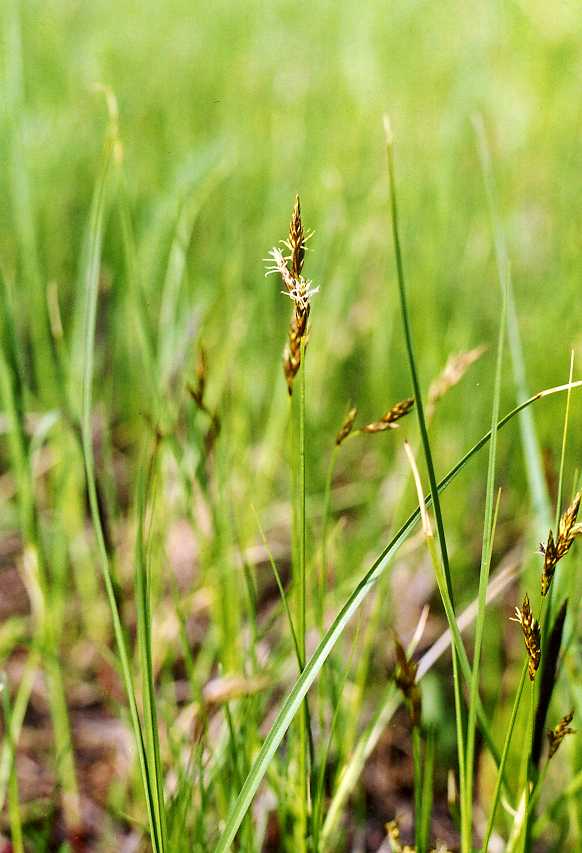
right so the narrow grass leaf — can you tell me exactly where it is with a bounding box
[465,247,507,844]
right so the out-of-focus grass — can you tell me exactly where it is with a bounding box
[1,0,582,849]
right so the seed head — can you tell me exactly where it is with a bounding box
[393,636,421,728]
[360,397,414,434]
[547,709,575,759]
[265,196,316,395]
[539,530,558,597]
[335,406,358,446]
[511,593,541,680]
[557,492,582,557]
[287,194,306,278]
[539,491,582,596]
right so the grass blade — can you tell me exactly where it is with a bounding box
[465,253,507,843]
[135,445,168,850]
[481,662,529,852]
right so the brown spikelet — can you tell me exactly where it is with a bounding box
[547,709,575,759]
[426,345,487,418]
[266,196,317,395]
[361,397,415,434]
[557,491,582,557]
[540,530,558,596]
[288,194,305,279]
[511,593,541,680]
[393,636,422,727]
[283,302,310,394]
[335,405,358,446]
[539,491,582,596]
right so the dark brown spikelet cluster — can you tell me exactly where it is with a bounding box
[393,637,422,728]
[360,397,415,434]
[511,593,541,681]
[266,195,316,395]
[547,709,575,759]
[540,491,582,596]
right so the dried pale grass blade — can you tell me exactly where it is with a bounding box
[427,345,487,419]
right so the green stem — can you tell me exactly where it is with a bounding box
[294,344,310,849]
[412,727,424,853]
[465,276,506,845]
[521,680,536,852]
[2,675,24,853]
[319,445,338,634]
[481,662,528,851]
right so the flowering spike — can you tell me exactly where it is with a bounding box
[360,398,415,434]
[266,197,316,394]
[511,593,541,680]
[547,709,575,759]
[540,491,582,596]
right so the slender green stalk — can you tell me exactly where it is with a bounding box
[319,445,338,634]
[521,681,536,852]
[554,352,575,535]
[384,117,468,850]
[465,263,507,845]
[419,726,435,853]
[0,651,38,812]
[214,378,582,852]
[312,624,360,852]
[412,726,424,852]
[481,662,528,851]
[135,447,167,851]
[298,341,307,668]
[1,674,24,853]
[252,506,302,669]
[292,340,310,849]
[547,351,576,630]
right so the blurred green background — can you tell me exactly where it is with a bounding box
[3,0,581,574]
[2,0,581,434]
